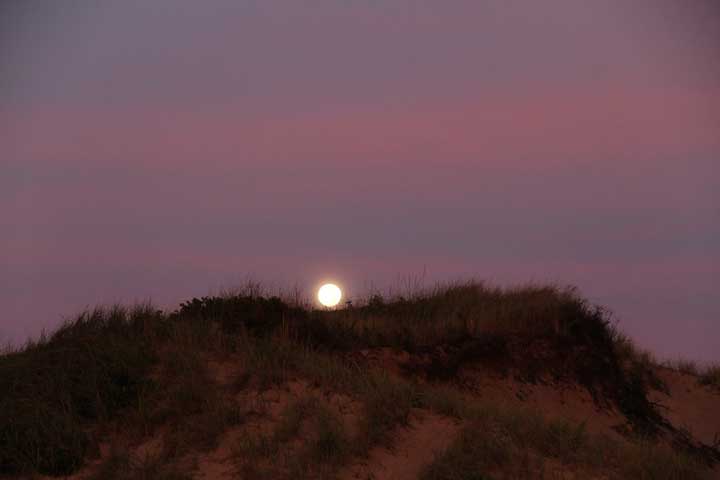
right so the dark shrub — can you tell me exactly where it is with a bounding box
[0,307,154,475]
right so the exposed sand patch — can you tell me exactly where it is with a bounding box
[650,368,720,447]
[339,409,460,480]
[460,367,627,439]
[357,347,629,439]
[192,428,245,480]
[206,355,244,387]
[192,379,365,479]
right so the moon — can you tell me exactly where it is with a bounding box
[318,283,342,307]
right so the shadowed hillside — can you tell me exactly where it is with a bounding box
[1,282,718,479]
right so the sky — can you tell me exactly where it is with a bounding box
[2,0,719,362]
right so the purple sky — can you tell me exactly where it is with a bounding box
[2,1,719,362]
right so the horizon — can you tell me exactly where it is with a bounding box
[2,1,719,362]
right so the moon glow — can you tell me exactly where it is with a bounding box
[318,283,342,307]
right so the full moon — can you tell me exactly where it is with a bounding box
[318,283,342,307]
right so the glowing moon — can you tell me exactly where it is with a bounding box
[318,283,342,307]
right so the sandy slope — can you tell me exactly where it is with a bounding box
[650,368,720,446]
[29,355,719,480]
[339,411,460,480]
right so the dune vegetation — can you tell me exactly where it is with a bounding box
[1,282,718,479]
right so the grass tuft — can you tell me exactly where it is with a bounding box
[698,365,720,390]
[0,306,156,475]
[234,398,351,479]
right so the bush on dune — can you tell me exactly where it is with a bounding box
[0,306,157,475]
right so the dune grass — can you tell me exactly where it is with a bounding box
[234,398,352,479]
[0,281,717,478]
[0,306,158,475]
[86,447,193,480]
[662,358,720,391]
[420,412,707,480]
[239,333,713,480]
[698,365,720,391]
[307,283,615,349]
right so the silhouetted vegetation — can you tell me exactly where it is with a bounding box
[421,409,708,480]
[0,307,157,475]
[0,281,717,478]
[699,365,720,391]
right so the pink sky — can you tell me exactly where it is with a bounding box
[2,0,719,361]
